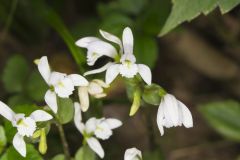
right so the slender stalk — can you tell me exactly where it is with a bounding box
[56,123,71,160]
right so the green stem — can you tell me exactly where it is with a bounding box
[56,123,71,160]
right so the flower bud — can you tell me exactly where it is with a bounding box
[39,128,47,155]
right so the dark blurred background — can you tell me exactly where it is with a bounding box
[0,0,240,160]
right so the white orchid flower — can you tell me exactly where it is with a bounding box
[36,56,89,113]
[75,37,118,66]
[74,103,122,158]
[124,148,142,160]
[78,79,109,112]
[0,101,53,157]
[77,27,152,85]
[157,94,193,136]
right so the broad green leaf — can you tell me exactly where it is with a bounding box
[199,100,240,141]
[51,154,65,160]
[0,126,7,153]
[75,145,96,160]
[26,71,48,102]
[57,98,74,124]
[2,55,29,93]
[0,144,42,160]
[134,35,158,68]
[142,84,166,106]
[160,0,240,36]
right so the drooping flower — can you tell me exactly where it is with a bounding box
[74,102,122,159]
[36,56,89,113]
[124,148,142,160]
[76,27,152,85]
[78,79,109,112]
[0,101,53,157]
[157,94,193,136]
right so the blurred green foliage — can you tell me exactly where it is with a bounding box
[75,145,96,160]
[57,98,74,124]
[2,55,48,106]
[199,100,240,141]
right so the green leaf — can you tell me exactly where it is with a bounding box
[0,144,42,160]
[57,98,74,124]
[134,35,158,68]
[159,0,240,36]
[142,84,166,106]
[26,71,48,102]
[75,145,96,160]
[199,100,240,141]
[2,55,29,93]
[0,126,7,153]
[51,154,65,160]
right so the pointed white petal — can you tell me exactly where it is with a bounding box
[99,29,123,50]
[157,104,165,136]
[78,87,89,112]
[88,41,117,58]
[178,101,193,128]
[122,27,133,55]
[75,37,100,48]
[13,134,26,157]
[105,64,120,84]
[68,74,89,86]
[37,56,51,84]
[74,102,85,133]
[0,101,15,122]
[87,137,104,159]
[84,62,113,76]
[163,94,179,126]
[105,118,122,129]
[30,110,53,122]
[138,64,152,85]
[124,148,142,160]
[44,90,58,113]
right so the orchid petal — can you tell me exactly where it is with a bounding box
[13,134,26,157]
[157,103,165,136]
[30,110,53,122]
[178,101,193,128]
[44,90,58,113]
[75,37,100,48]
[68,74,89,86]
[0,101,15,122]
[85,118,98,133]
[88,41,117,58]
[124,148,142,160]
[105,118,122,129]
[99,29,123,51]
[48,72,66,85]
[163,94,179,126]
[84,62,114,76]
[138,64,152,85]
[87,137,104,159]
[74,102,85,133]
[37,56,51,84]
[105,64,120,84]
[122,27,133,55]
